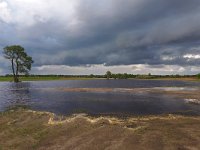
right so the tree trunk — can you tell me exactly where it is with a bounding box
[11,59,16,82]
[15,59,19,82]
[11,59,19,83]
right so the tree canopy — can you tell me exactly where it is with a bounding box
[106,71,112,79]
[197,73,200,79]
[3,45,34,82]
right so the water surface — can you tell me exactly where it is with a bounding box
[0,80,200,116]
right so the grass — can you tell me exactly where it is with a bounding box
[0,76,102,82]
[0,107,200,150]
[151,77,200,82]
[0,76,13,82]
[0,76,199,82]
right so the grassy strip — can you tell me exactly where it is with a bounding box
[0,76,102,82]
[0,76,199,82]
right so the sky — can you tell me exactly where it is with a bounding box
[0,0,200,75]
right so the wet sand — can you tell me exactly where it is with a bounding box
[0,108,200,150]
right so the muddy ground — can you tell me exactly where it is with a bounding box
[0,108,200,150]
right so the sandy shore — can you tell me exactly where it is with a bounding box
[0,108,200,150]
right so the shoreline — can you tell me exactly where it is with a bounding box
[1,107,200,150]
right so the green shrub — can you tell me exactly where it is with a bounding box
[197,74,200,79]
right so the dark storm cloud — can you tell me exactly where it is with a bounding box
[1,0,200,68]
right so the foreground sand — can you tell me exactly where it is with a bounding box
[0,108,200,150]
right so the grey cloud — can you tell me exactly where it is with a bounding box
[0,0,200,74]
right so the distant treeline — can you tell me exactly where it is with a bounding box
[1,73,199,79]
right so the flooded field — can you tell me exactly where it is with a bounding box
[0,80,200,150]
[0,80,200,116]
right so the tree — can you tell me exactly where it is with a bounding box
[106,71,112,79]
[89,74,94,78]
[3,45,34,82]
[197,73,200,79]
[123,73,128,79]
[112,73,117,79]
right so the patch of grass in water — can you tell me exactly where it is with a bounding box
[5,105,31,112]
